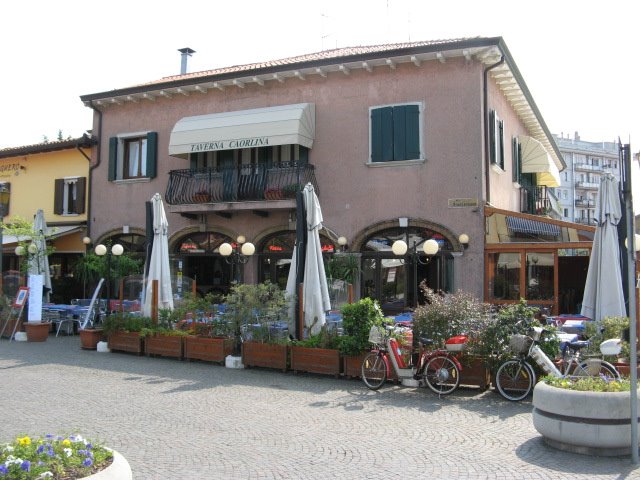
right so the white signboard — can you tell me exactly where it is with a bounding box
[27,274,44,322]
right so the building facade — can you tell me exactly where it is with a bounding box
[80,37,588,315]
[0,135,96,300]
[553,132,621,224]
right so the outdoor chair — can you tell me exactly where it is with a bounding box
[45,310,73,337]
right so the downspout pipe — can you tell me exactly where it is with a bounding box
[85,102,103,240]
[483,55,505,205]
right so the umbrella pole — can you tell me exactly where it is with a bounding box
[152,279,159,325]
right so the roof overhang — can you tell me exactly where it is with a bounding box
[169,103,315,159]
[80,37,563,171]
[2,225,83,246]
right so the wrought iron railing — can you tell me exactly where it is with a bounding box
[165,162,318,205]
[520,185,550,215]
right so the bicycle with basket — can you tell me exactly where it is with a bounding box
[361,324,468,395]
[494,325,621,401]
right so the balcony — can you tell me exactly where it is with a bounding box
[520,185,550,215]
[575,181,599,190]
[575,218,596,225]
[574,162,602,173]
[165,162,318,214]
[574,198,595,208]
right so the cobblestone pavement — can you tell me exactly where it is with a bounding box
[1,336,639,479]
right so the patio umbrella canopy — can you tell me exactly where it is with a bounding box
[29,209,52,303]
[143,193,173,317]
[581,174,626,322]
[302,184,331,335]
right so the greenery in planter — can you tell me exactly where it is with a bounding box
[326,254,360,285]
[338,297,386,356]
[543,375,631,392]
[282,184,304,198]
[584,316,630,361]
[101,312,152,336]
[73,246,142,294]
[293,325,341,350]
[224,281,288,352]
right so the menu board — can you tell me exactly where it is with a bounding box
[27,274,43,322]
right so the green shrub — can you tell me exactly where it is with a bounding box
[101,313,152,336]
[338,298,386,355]
[584,316,629,360]
[543,375,631,392]
[294,326,341,350]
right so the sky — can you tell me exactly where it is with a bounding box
[0,0,637,151]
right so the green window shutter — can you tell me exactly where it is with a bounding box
[76,177,86,214]
[399,105,420,160]
[108,137,118,181]
[53,179,64,214]
[512,138,521,183]
[498,120,505,170]
[371,107,393,162]
[146,132,158,178]
[489,111,496,165]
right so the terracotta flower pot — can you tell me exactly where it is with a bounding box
[79,329,105,350]
[25,322,51,342]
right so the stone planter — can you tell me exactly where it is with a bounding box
[108,332,144,355]
[184,336,233,364]
[79,329,105,350]
[290,346,341,376]
[242,341,289,371]
[85,449,132,479]
[25,322,51,342]
[532,381,640,456]
[146,334,184,359]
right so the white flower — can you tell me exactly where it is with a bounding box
[4,445,14,452]
[37,473,54,478]
[63,448,72,457]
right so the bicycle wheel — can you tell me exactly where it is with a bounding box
[573,359,620,380]
[361,352,388,390]
[495,359,535,401]
[423,355,460,395]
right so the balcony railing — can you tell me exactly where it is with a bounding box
[575,181,599,190]
[575,218,596,225]
[574,162,603,172]
[520,185,550,215]
[165,162,319,206]
[574,198,595,208]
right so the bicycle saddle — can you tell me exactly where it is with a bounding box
[418,337,435,346]
[566,340,590,351]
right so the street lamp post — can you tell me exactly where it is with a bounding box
[219,235,255,284]
[95,243,124,315]
[391,236,440,309]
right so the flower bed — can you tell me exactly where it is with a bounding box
[0,434,116,479]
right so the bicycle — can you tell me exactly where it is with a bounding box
[495,326,621,401]
[361,325,466,395]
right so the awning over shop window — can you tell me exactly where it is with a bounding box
[169,103,315,159]
[506,216,560,237]
[519,135,561,187]
[2,225,82,245]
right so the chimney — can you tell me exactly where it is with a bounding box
[574,131,580,141]
[178,47,196,75]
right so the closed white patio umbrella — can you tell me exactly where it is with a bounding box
[581,174,626,322]
[143,193,173,317]
[29,209,52,303]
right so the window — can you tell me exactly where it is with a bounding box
[370,103,421,163]
[0,183,10,217]
[489,110,504,170]
[563,208,569,218]
[54,177,86,215]
[108,132,157,181]
[512,136,521,182]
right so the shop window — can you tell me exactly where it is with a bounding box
[489,110,504,170]
[0,183,10,217]
[54,177,86,215]
[108,132,158,181]
[489,252,521,300]
[526,252,554,300]
[370,103,422,163]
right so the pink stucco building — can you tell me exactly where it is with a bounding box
[81,37,592,315]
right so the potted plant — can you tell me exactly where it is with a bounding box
[25,321,51,342]
[192,189,211,203]
[282,184,304,199]
[532,375,636,456]
[263,187,284,200]
[338,297,386,378]
[326,253,359,307]
[584,316,632,375]
[102,313,151,355]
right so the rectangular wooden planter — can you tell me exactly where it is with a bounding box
[184,336,233,364]
[108,332,144,355]
[343,353,368,379]
[291,346,341,376]
[242,341,289,372]
[614,362,640,377]
[146,334,184,359]
[459,356,491,390]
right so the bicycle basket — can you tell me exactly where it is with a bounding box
[368,325,386,345]
[509,334,533,355]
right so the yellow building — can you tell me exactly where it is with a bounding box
[0,134,96,301]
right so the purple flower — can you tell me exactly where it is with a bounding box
[20,460,31,472]
[0,465,7,474]
[37,445,45,454]
[45,434,54,439]
[86,443,93,449]
[82,458,93,467]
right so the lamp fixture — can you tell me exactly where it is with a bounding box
[337,236,348,251]
[220,235,255,265]
[391,238,440,264]
[458,233,470,249]
[82,236,92,245]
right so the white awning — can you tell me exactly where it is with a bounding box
[169,103,315,159]
[519,135,561,187]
